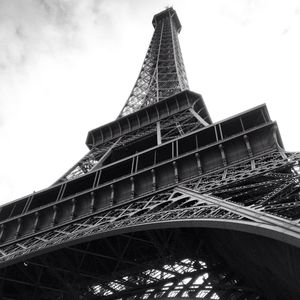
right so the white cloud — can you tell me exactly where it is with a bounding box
[0,0,300,204]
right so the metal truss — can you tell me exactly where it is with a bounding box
[159,108,206,142]
[87,257,261,300]
[56,108,205,182]
[1,150,300,268]
[183,151,300,220]
[0,228,265,300]
[119,8,189,117]
[1,6,300,300]
[56,138,122,182]
[0,190,238,266]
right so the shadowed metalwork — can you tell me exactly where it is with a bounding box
[0,7,299,300]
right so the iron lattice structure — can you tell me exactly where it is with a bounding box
[0,7,300,300]
[119,8,189,117]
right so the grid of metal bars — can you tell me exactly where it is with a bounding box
[1,150,299,267]
[119,8,189,117]
[0,6,299,300]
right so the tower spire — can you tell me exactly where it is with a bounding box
[119,7,189,117]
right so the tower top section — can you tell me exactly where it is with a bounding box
[152,7,182,32]
[118,7,189,117]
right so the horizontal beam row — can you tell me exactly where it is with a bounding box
[1,104,274,222]
[87,91,210,148]
[0,119,277,224]
[0,150,298,267]
[0,127,282,250]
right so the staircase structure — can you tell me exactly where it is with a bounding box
[0,7,299,300]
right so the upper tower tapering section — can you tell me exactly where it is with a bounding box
[119,7,189,117]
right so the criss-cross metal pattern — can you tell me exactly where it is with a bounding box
[87,257,260,300]
[0,230,263,300]
[183,151,300,220]
[1,6,300,300]
[1,150,299,267]
[0,150,299,299]
[119,8,189,117]
[56,107,206,183]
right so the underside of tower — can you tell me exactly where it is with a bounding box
[0,7,299,300]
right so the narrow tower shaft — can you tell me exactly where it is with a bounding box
[119,7,189,117]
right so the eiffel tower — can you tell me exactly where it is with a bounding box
[0,7,299,300]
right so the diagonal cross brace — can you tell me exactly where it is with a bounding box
[174,186,300,247]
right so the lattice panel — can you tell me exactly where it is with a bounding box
[1,150,300,266]
[87,258,261,300]
[183,152,300,220]
[119,8,189,117]
[56,108,204,182]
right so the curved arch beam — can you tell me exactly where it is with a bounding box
[0,210,299,269]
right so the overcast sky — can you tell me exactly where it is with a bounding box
[0,0,300,205]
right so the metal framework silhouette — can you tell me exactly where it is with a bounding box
[0,7,299,300]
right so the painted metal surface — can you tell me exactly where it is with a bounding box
[0,7,299,300]
[119,8,189,117]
